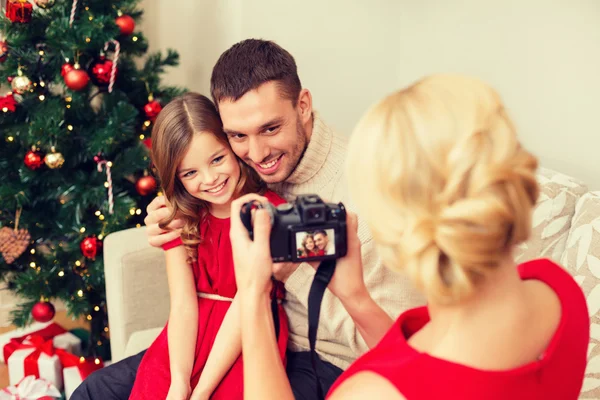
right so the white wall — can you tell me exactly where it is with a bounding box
[139,0,242,95]
[140,0,600,188]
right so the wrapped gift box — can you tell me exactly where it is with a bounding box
[63,357,106,400]
[7,336,64,391]
[0,322,81,363]
[5,0,33,23]
[0,375,61,399]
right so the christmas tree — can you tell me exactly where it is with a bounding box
[0,0,184,359]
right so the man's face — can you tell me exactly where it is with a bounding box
[314,233,328,250]
[218,82,310,184]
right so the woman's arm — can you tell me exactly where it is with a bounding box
[336,287,394,349]
[191,295,242,399]
[165,246,199,398]
[239,288,294,400]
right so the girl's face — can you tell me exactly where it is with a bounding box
[305,237,315,251]
[177,132,241,216]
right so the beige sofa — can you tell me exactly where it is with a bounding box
[103,167,600,398]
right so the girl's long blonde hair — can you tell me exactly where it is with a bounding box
[347,75,539,304]
[151,93,265,262]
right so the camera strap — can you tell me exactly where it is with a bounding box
[308,259,337,400]
[271,292,280,340]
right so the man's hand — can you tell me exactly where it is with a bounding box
[144,196,184,248]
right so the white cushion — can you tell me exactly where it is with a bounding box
[124,327,163,358]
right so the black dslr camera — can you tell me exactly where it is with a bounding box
[240,194,348,262]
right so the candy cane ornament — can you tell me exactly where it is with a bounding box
[103,40,120,93]
[97,160,114,215]
[69,0,78,27]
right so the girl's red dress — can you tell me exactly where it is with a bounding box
[129,191,289,400]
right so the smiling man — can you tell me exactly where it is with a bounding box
[73,39,422,400]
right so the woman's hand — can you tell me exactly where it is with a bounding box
[316,212,368,303]
[189,387,210,400]
[166,378,191,400]
[229,193,274,295]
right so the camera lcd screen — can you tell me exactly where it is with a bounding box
[295,229,336,259]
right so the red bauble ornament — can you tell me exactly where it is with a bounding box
[136,175,157,196]
[93,152,104,163]
[88,56,116,87]
[64,64,89,91]
[24,150,44,170]
[0,41,8,63]
[7,76,13,83]
[115,15,135,36]
[142,138,152,150]
[0,93,17,112]
[31,301,55,323]
[80,236,102,259]
[61,62,74,77]
[144,100,162,121]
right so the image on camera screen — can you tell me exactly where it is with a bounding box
[295,229,336,259]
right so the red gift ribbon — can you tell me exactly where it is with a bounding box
[7,335,103,383]
[7,335,56,379]
[3,323,104,382]
[3,323,67,363]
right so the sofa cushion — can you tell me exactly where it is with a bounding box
[515,167,588,264]
[560,191,600,398]
[124,327,163,358]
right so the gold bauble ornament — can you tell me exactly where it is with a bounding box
[11,71,32,95]
[44,146,65,169]
[34,0,55,9]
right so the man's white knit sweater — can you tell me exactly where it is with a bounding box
[269,113,425,370]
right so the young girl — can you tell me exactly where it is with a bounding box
[129,93,288,400]
[298,233,318,258]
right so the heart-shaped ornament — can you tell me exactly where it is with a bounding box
[0,226,31,264]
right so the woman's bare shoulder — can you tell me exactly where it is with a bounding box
[328,371,405,400]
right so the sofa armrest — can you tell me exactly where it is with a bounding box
[104,227,169,362]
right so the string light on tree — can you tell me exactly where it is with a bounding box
[73,259,87,276]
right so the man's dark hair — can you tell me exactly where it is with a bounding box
[314,230,327,237]
[210,39,302,106]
